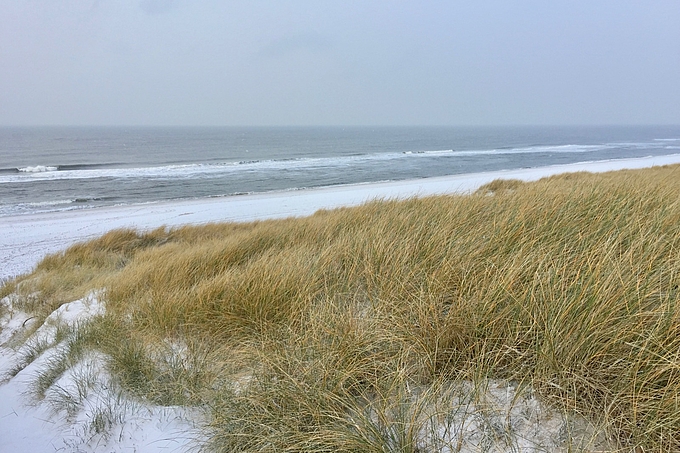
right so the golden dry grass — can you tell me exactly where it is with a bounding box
[4,164,680,451]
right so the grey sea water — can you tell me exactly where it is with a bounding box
[1,126,680,217]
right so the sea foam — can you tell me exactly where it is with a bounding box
[17,165,58,173]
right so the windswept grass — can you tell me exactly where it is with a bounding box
[4,164,680,451]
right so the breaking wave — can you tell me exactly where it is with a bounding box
[17,165,58,173]
[0,142,645,185]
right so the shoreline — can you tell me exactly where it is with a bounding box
[2,153,680,281]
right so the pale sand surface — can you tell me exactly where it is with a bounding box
[0,293,199,453]
[3,155,680,452]
[3,153,680,282]
[0,294,611,453]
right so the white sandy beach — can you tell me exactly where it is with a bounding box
[2,154,680,453]
[3,153,680,282]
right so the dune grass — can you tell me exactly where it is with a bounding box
[3,164,680,451]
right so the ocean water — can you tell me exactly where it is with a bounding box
[1,126,679,217]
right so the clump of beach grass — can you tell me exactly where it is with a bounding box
[3,164,680,451]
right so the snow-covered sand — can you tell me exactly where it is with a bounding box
[2,154,680,452]
[3,153,680,282]
[0,293,200,452]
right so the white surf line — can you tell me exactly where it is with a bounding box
[1,153,680,281]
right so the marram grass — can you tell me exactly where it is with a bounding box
[4,164,680,451]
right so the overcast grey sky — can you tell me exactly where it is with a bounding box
[1,1,679,126]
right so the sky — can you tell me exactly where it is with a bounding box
[1,1,679,126]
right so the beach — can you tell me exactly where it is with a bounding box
[3,154,680,452]
[3,153,680,282]
[4,0,680,449]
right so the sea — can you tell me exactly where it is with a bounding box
[1,125,680,218]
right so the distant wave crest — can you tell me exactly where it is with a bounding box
[0,197,112,216]
[18,165,58,173]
